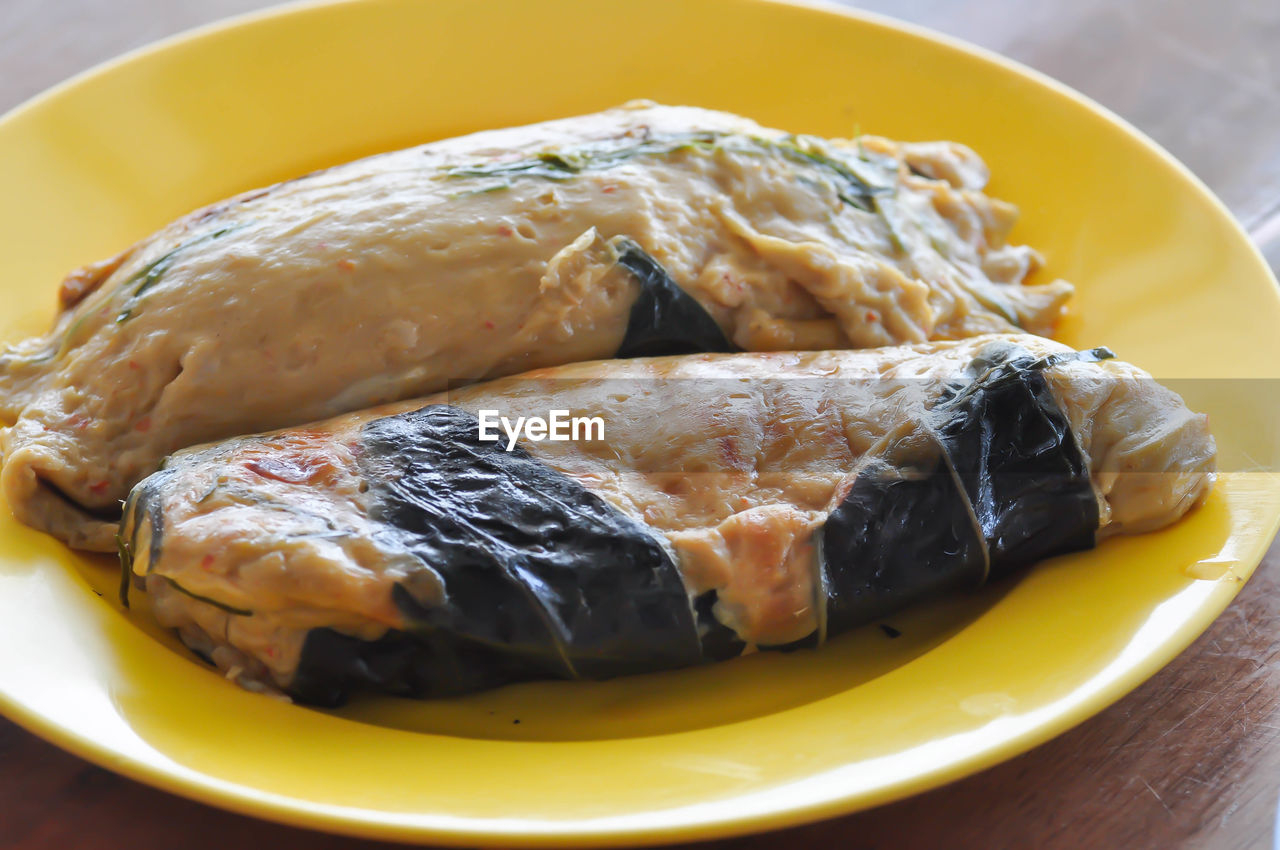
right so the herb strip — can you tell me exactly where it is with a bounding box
[442,132,893,212]
[114,223,247,323]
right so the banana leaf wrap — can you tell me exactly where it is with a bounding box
[821,344,1107,634]
[290,404,753,705]
[291,346,1103,704]
[290,406,733,705]
[612,238,738,358]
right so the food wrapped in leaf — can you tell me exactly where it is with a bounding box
[1,102,1071,550]
[117,334,1214,704]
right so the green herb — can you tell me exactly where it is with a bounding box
[52,310,97,360]
[116,532,133,609]
[965,280,1022,327]
[873,197,906,254]
[114,223,247,324]
[119,249,181,311]
[442,132,892,212]
[767,135,888,211]
[443,132,720,182]
[162,576,252,617]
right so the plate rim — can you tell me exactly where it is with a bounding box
[0,0,1277,845]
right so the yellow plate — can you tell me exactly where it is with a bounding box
[0,0,1277,844]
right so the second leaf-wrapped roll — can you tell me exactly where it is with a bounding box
[118,334,1214,703]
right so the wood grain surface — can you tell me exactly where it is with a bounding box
[1,1,1278,848]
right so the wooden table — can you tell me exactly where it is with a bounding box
[2,1,1277,847]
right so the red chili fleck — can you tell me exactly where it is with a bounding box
[200,554,215,570]
[336,258,356,271]
[483,320,495,330]
[127,360,141,370]
[865,311,878,322]
[134,416,151,432]
[88,480,110,495]
[497,225,514,237]
[601,184,616,194]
